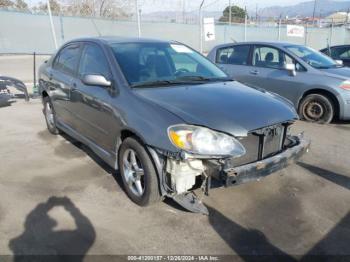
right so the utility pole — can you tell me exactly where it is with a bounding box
[47,0,58,49]
[277,14,282,41]
[136,0,141,37]
[312,0,317,27]
[244,6,247,41]
[182,0,185,23]
[199,0,205,53]
[228,0,231,25]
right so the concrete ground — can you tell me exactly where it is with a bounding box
[0,99,349,260]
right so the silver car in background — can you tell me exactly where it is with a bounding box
[208,42,350,123]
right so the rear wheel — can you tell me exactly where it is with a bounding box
[43,97,60,134]
[118,137,161,206]
[299,94,334,124]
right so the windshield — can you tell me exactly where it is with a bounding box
[110,42,228,87]
[285,45,339,69]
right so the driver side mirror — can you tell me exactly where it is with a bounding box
[285,63,296,76]
[82,74,111,87]
[335,60,343,66]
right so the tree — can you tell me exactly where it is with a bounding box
[63,0,132,18]
[14,0,28,11]
[219,5,247,23]
[37,0,61,15]
[0,0,14,9]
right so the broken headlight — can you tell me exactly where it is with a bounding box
[168,124,246,157]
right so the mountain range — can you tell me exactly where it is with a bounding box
[259,0,350,18]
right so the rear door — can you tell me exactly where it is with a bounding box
[48,43,82,128]
[215,44,253,84]
[71,42,115,151]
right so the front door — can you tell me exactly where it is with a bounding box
[243,45,309,106]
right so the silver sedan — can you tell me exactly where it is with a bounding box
[208,42,350,123]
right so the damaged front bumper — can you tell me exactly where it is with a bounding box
[150,134,310,214]
[217,135,311,187]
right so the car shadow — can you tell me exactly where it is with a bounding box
[301,211,350,258]
[297,162,350,191]
[55,132,193,212]
[208,206,350,260]
[8,196,96,261]
[207,205,296,261]
[58,133,125,190]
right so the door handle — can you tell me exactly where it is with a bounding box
[250,70,259,75]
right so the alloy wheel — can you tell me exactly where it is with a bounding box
[122,148,145,197]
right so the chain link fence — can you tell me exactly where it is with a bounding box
[1,9,350,92]
[1,9,349,54]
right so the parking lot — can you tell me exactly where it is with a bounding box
[0,98,349,259]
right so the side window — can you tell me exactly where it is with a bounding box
[253,46,283,69]
[53,44,81,75]
[332,47,350,59]
[79,44,111,79]
[216,45,250,65]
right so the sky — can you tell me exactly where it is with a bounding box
[25,0,320,13]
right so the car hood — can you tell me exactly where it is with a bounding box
[320,67,350,80]
[134,81,298,137]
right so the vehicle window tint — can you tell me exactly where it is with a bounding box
[112,42,226,85]
[321,48,330,55]
[79,44,111,79]
[286,45,337,69]
[253,46,283,69]
[54,44,81,75]
[217,45,250,65]
[332,47,350,59]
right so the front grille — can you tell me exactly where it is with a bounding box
[227,123,289,167]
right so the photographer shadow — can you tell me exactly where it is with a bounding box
[9,196,96,262]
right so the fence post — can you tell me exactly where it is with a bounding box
[304,24,308,45]
[244,12,247,41]
[136,0,141,37]
[33,52,38,97]
[47,0,58,49]
[199,0,205,53]
[330,18,334,46]
[277,17,281,41]
[59,14,65,44]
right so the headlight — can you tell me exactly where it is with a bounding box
[339,80,350,91]
[168,125,246,157]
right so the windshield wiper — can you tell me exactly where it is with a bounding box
[176,76,234,82]
[131,80,181,88]
[131,76,234,88]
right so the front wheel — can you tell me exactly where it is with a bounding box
[299,94,334,124]
[118,137,161,206]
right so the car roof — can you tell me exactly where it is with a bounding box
[65,36,175,45]
[212,41,301,49]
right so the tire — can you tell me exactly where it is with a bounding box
[299,94,334,124]
[118,137,161,206]
[43,96,60,135]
